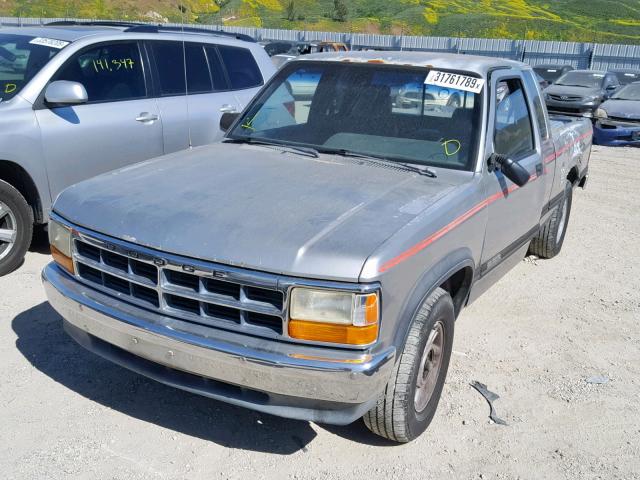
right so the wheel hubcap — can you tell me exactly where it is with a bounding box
[0,201,18,262]
[414,321,445,413]
[556,201,568,245]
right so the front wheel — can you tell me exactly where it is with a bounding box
[0,180,33,276]
[363,287,454,443]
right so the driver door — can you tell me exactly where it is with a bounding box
[35,40,164,200]
[478,73,546,277]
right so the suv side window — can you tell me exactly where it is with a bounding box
[54,41,146,103]
[494,78,535,160]
[217,45,262,90]
[150,42,216,95]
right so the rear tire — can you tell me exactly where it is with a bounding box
[363,287,454,443]
[529,180,573,259]
[0,180,33,277]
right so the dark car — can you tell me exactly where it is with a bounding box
[611,69,640,86]
[533,64,574,84]
[543,70,621,117]
[594,82,640,146]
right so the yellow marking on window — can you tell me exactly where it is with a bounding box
[442,139,461,156]
[4,83,17,94]
[92,58,135,73]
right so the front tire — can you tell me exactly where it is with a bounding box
[529,180,573,259]
[0,180,33,277]
[363,287,454,443]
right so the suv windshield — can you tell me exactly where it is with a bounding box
[612,83,640,101]
[228,61,484,171]
[555,71,604,88]
[0,33,64,102]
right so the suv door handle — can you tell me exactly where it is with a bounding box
[219,104,237,113]
[136,112,159,123]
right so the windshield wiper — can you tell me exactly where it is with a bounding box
[224,137,319,158]
[320,148,437,178]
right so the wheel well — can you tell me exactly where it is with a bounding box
[0,161,42,223]
[567,166,580,186]
[439,266,474,318]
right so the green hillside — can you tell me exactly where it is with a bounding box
[3,0,640,44]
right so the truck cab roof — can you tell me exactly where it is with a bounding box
[298,50,529,76]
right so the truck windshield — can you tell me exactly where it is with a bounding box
[555,71,604,88]
[0,34,64,102]
[228,61,484,171]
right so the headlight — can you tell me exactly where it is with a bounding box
[49,219,74,274]
[595,108,608,119]
[288,288,379,345]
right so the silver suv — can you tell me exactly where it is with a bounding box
[0,21,275,275]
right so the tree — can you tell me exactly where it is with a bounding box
[333,0,348,22]
[285,0,295,21]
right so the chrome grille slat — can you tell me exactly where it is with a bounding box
[161,282,282,317]
[72,237,285,336]
[74,252,158,289]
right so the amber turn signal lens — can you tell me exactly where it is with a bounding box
[51,245,74,275]
[288,320,378,346]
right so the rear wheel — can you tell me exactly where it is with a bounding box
[363,287,454,443]
[0,180,33,276]
[529,180,573,259]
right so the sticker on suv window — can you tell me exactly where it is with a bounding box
[425,71,485,94]
[29,37,70,49]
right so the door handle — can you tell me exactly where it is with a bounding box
[219,104,237,113]
[136,112,159,123]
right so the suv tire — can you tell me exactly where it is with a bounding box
[363,287,454,443]
[0,180,33,276]
[529,180,572,259]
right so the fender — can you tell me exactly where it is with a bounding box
[391,247,475,353]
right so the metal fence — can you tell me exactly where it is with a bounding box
[2,16,640,71]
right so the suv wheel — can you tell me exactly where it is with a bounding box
[0,180,33,276]
[363,287,454,443]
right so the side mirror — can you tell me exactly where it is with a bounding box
[45,80,88,106]
[220,112,240,132]
[489,153,530,187]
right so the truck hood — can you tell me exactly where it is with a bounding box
[599,99,640,120]
[544,85,602,98]
[54,143,456,281]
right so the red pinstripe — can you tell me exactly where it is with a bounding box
[378,130,592,273]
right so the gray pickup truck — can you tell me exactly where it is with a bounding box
[43,52,592,443]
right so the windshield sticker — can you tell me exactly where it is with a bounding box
[4,83,16,94]
[29,37,70,49]
[425,71,485,94]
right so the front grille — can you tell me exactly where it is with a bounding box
[549,94,583,102]
[73,237,285,335]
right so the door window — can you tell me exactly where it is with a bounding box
[150,42,218,95]
[53,41,146,103]
[494,78,535,159]
[217,45,262,90]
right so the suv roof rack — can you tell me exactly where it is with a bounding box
[45,20,255,43]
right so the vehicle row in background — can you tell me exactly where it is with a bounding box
[0,21,275,276]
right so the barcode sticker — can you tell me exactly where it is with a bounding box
[29,37,70,49]
[425,70,485,94]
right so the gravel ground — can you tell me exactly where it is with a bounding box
[1,146,639,480]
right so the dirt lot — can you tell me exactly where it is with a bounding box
[1,146,639,480]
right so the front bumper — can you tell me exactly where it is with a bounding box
[43,263,395,425]
[593,121,640,147]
